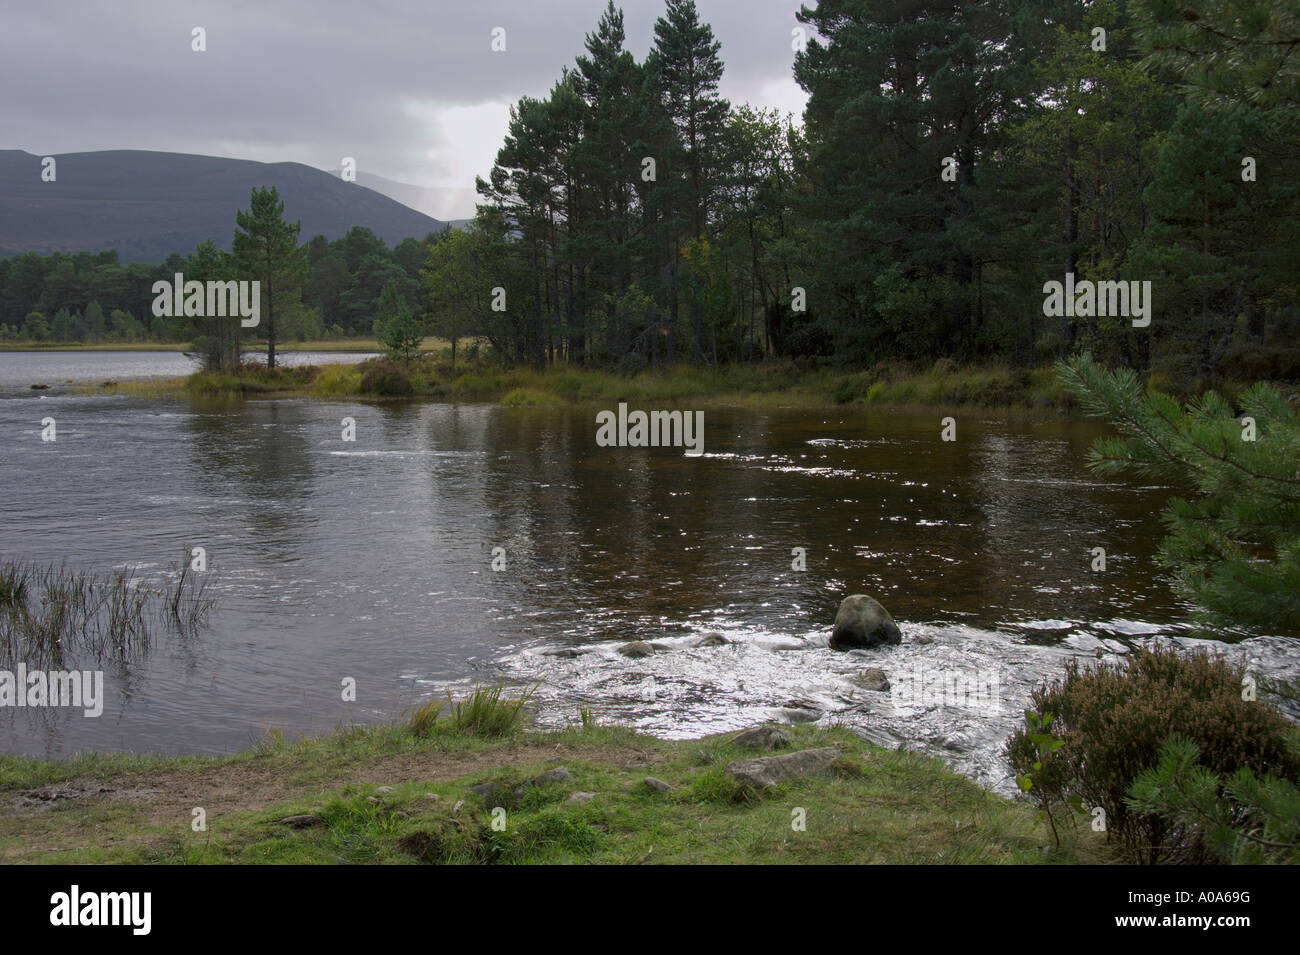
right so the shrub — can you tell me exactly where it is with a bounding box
[359,360,414,397]
[1005,643,1300,862]
[1127,735,1300,864]
[311,364,362,397]
[832,374,869,404]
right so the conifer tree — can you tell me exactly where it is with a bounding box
[1059,353,1300,631]
[232,186,307,368]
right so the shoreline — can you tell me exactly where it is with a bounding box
[45,357,1084,415]
[10,353,1289,414]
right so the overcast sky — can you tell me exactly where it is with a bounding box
[1,0,810,219]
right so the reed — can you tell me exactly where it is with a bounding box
[0,553,217,667]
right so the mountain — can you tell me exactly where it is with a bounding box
[0,149,448,263]
[348,170,474,228]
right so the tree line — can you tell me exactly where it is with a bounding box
[427,0,1298,384]
[0,223,434,355]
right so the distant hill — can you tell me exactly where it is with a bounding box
[0,149,448,263]
[346,170,474,229]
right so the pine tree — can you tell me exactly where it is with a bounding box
[1135,0,1300,146]
[1059,353,1300,631]
[649,0,730,362]
[377,279,423,361]
[793,0,1042,361]
[1127,735,1300,864]
[186,238,240,369]
[232,186,307,368]
[571,2,649,364]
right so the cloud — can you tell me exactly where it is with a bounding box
[0,0,808,218]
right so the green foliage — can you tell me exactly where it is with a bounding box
[1005,643,1300,863]
[444,683,535,737]
[403,699,447,738]
[404,684,533,740]
[1135,0,1300,142]
[376,278,423,360]
[1012,710,1082,847]
[1127,734,1300,864]
[1059,353,1300,630]
[232,186,308,368]
[309,364,363,397]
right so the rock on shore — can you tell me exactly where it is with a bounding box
[725,747,844,789]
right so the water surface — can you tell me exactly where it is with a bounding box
[0,349,377,392]
[1,356,1296,791]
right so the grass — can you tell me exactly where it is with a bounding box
[0,708,1116,864]
[405,684,536,738]
[0,558,216,668]
[78,351,1279,415]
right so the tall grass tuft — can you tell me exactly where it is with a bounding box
[404,698,447,738]
[404,683,536,739]
[0,554,218,668]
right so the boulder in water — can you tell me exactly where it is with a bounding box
[830,594,901,650]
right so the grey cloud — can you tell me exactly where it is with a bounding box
[1,0,807,218]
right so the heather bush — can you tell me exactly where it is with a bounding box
[1005,643,1300,862]
[359,359,414,397]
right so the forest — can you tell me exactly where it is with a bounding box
[3,0,1297,392]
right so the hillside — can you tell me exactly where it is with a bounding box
[0,149,446,262]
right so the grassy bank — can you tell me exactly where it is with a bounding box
[87,353,1290,412]
[0,714,1109,864]
[95,355,1077,412]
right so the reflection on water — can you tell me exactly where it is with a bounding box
[0,382,1295,789]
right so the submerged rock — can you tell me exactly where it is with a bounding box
[855,668,891,692]
[725,747,843,789]
[619,641,654,658]
[830,594,902,650]
[693,632,730,648]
